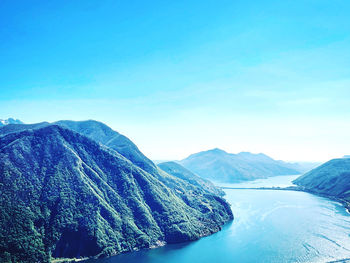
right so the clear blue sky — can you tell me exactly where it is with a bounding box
[1,0,350,161]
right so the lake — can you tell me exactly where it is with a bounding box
[87,175,350,263]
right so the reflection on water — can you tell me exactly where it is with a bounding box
[87,176,350,263]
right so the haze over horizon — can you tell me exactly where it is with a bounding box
[1,0,350,162]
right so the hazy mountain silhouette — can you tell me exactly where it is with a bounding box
[180,148,301,183]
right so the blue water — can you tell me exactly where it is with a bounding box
[88,176,350,263]
[215,175,300,188]
[216,174,301,188]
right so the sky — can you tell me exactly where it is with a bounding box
[1,0,350,162]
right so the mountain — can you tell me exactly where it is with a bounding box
[293,158,350,206]
[179,148,300,183]
[158,161,224,196]
[0,118,23,126]
[0,120,225,199]
[0,120,157,175]
[0,124,232,262]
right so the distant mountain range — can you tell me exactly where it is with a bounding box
[179,148,306,183]
[0,121,232,262]
[0,118,23,126]
[293,158,350,208]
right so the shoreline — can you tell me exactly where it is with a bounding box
[53,217,234,263]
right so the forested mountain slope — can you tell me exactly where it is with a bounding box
[0,124,232,262]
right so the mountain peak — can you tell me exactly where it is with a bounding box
[208,148,227,154]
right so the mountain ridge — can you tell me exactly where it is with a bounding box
[53,120,157,174]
